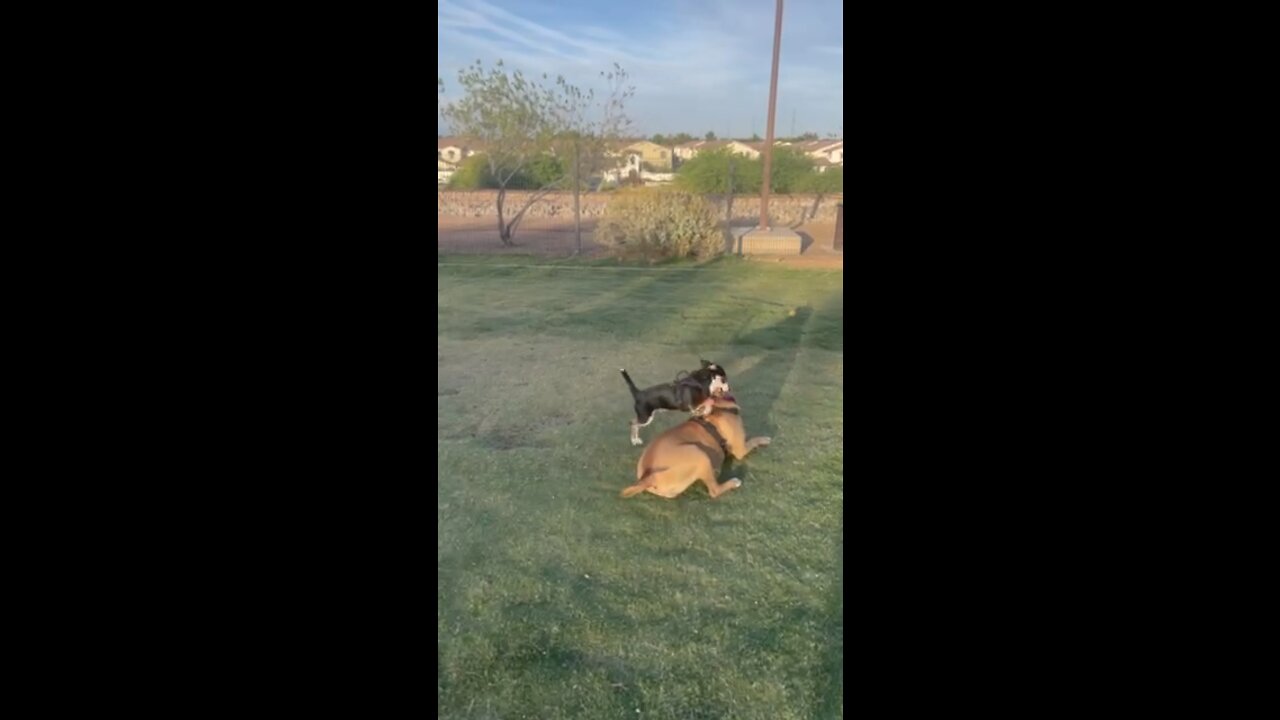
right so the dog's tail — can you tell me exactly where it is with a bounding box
[619,368,641,398]
[620,482,650,498]
[620,466,666,497]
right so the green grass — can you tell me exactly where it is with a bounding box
[438,254,843,719]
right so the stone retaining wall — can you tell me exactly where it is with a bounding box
[438,191,844,224]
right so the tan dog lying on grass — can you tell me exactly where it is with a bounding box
[620,395,771,499]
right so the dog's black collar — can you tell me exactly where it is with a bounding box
[691,417,730,455]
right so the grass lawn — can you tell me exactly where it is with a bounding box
[438,255,844,719]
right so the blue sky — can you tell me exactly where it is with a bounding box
[438,0,843,139]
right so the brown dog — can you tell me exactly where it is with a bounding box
[620,395,771,499]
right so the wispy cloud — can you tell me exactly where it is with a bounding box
[438,0,843,137]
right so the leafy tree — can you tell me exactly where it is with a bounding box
[670,132,695,145]
[446,152,568,190]
[795,167,843,221]
[802,166,843,193]
[651,134,668,146]
[677,149,759,194]
[767,147,817,193]
[518,154,567,189]
[440,60,633,245]
[446,154,494,189]
[704,131,717,141]
[677,146,827,194]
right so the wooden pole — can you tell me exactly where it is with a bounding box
[757,0,784,231]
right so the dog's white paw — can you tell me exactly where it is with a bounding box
[757,437,772,446]
[631,437,643,446]
[728,478,743,488]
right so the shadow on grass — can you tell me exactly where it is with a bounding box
[725,306,814,438]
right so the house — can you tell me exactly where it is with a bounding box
[796,140,843,165]
[438,137,485,186]
[600,151,674,187]
[673,140,763,163]
[605,140,674,170]
[438,158,458,186]
[438,137,483,164]
[812,156,840,174]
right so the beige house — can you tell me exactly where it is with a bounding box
[613,140,674,170]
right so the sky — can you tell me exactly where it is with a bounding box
[438,0,843,139]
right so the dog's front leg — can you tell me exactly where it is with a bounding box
[728,435,771,460]
[690,397,714,417]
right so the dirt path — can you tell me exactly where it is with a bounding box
[436,217,608,257]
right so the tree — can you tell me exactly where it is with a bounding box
[704,131,717,141]
[446,152,567,190]
[767,147,816,193]
[670,132,695,145]
[446,154,494,189]
[677,149,760,194]
[676,146,820,195]
[803,166,843,193]
[651,133,668,146]
[440,60,632,246]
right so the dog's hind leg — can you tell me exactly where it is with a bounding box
[691,456,741,499]
[630,411,658,445]
[621,465,667,498]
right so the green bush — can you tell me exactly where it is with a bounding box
[800,166,843,193]
[446,154,494,189]
[676,149,756,194]
[596,189,724,262]
[676,146,819,194]
[446,153,567,190]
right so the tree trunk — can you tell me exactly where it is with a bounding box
[496,187,514,246]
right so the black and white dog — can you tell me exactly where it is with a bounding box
[619,360,730,445]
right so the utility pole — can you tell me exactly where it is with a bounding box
[757,0,784,231]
